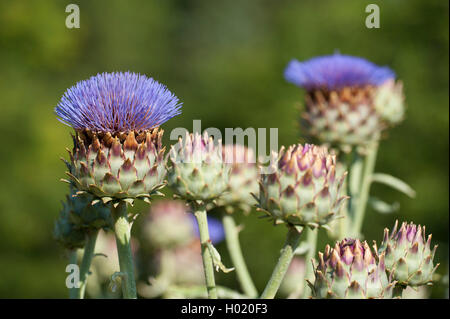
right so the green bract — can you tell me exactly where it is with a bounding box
[64,129,166,206]
[216,144,259,214]
[374,80,405,125]
[167,132,230,203]
[53,210,86,250]
[66,188,112,229]
[308,239,395,299]
[257,143,347,228]
[54,188,112,249]
[377,221,439,287]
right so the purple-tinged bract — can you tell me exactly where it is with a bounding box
[284,53,395,91]
[55,72,181,132]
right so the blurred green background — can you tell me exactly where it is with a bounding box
[0,0,448,298]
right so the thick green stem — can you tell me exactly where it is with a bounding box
[112,202,137,299]
[68,249,79,299]
[347,150,364,227]
[137,250,177,299]
[222,213,258,298]
[194,207,218,299]
[351,140,379,237]
[393,285,404,298]
[260,225,303,299]
[301,227,318,298]
[76,230,98,299]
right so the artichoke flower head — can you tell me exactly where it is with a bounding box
[257,143,347,228]
[377,221,439,287]
[167,132,230,205]
[284,53,405,153]
[309,238,396,299]
[55,72,182,206]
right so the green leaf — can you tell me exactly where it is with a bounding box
[368,196,400,214]
[371,173,416,198]
[206,242,235,273]
[110,272,126,293]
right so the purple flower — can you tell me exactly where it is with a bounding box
[55,72,182,132]
[284,53,395,91]
[190,215,225,244]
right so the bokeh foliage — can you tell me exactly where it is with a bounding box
[0,0,448,298]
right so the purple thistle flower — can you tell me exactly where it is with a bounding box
[55,71,182,132]
[284,53,395,91]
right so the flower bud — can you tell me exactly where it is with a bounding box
[378,221,439,287]
[167,132,230,203]
[54,188,112,249]
[257,143,347,228]
[309,239,395,299]
[141,200,195,249]
[53,212,86,250]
